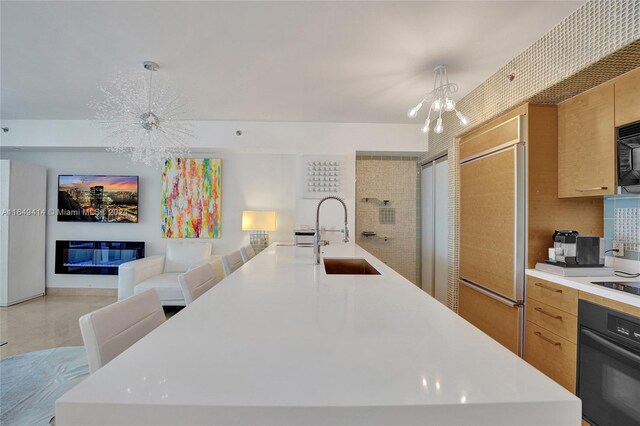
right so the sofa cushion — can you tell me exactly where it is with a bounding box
[134,273,184,304]
[163,242,212,273]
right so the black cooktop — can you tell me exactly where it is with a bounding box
[590,281,640,296]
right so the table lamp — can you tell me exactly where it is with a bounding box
[242,210,277,253]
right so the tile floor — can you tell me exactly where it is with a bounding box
[0,295,183,359]
[0,295,116,359]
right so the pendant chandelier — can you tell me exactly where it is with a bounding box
[91,61,193,167]
[407,65,468,137]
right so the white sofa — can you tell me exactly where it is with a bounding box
[118,242,224,306]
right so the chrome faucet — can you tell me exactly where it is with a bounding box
[314,196,349,265]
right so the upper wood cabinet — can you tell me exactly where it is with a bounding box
[615,67,640,126]
[558,83,616,198]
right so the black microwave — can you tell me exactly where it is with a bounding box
[617,120,640,193]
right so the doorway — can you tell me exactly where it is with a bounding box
[421,155,449,305]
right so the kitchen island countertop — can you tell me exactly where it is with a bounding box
[56,243,580,425]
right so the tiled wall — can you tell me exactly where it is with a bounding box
[355,156,420,285]
[604,196,640,260]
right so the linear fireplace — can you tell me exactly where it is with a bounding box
[55,240,145,275]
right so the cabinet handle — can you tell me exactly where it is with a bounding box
[576,187,608,192]
[534,282,562,293]
[534,306,563,320]
[534,331,562,346]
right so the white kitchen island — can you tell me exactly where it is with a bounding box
[56,243,580,425]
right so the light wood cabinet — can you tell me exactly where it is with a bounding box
[457,104,602,357]
[526,277,578,316]
[558,83,616,198]
[460,147,516,298]
[524,277,578,393]
[557,66,640,198]
[579,291,640,318]
[524,321,577,393]
[615,67,640,126]
[459,115,520,160]
[458,280,521,354]
[525,275,640,400]
[527,298,577,344]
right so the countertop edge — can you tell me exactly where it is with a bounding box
[525,269,640,308]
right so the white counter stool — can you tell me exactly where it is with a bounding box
[79,289,166,374]
[222,250,244,276]
[179,263,220,305]
[240,245,256,262]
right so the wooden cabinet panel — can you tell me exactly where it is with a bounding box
[558,83,615,198]
[460,147,516,299]
[579,291,640,317]
[524,321,577,393]
[526,298,578,344]
[615,67,640,126]
[526,277,578,315]
[458,281,521,355]
[459,116,521,160]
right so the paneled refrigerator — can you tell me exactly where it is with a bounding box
[458,115,526,355]
[457,104,605,357]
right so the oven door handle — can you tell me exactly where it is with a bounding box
[582,329,640,365]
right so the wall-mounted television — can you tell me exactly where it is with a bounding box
[58,175,139,223]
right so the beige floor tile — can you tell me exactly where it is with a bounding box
[0,295,183,359]
[0,295,115,359]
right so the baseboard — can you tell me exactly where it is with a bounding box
[46,287,117,297]
[0,293,45,307]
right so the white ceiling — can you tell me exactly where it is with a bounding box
[1,1,584,123]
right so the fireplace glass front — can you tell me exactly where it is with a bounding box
[55,240,145,275]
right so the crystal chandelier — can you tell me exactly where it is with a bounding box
[91,61,193,167]
[407,65,469,137]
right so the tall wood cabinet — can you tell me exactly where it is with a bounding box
[457,104,603,355]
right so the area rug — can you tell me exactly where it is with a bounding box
[0,346,88,425]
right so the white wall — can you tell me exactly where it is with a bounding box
[0,119,426,289]
[0,151,299,288]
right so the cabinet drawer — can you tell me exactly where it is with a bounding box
[524,321,577,393]
[526,298,577,344]
[526,277,578,315]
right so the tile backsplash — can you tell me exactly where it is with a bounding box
[604,196,640,260]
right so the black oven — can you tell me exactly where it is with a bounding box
[577,300,640,425]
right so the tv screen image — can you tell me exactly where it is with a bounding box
[58,175,139,223]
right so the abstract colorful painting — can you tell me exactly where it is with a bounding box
[161,158,222,238]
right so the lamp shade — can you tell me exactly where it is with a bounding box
[242,211,277,231]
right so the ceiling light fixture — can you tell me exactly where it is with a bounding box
[408,65,468,143]
[91,61,193,167]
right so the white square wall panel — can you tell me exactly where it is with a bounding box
[300,155,348,199]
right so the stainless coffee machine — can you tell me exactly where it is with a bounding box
[548,230,603,267]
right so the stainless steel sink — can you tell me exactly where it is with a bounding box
[323,258,381,275]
